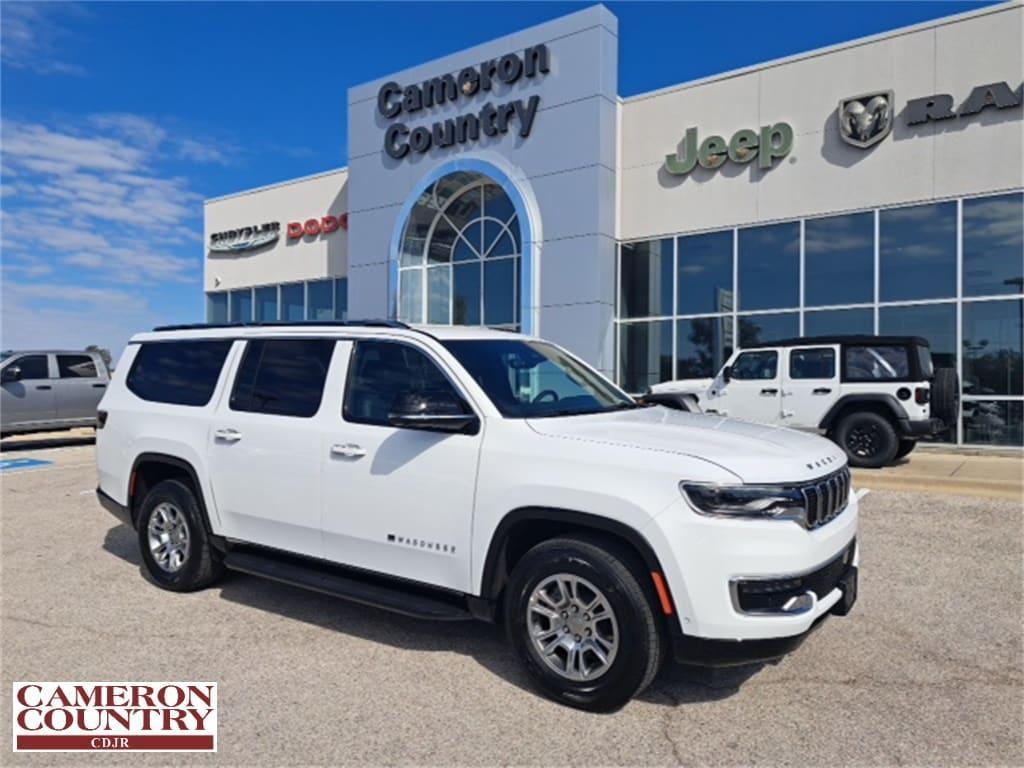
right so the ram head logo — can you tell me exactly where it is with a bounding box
[838,91,894,148]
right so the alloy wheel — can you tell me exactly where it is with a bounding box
[527,573,619,682]
[147,502,191,573]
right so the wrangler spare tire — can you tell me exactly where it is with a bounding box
[931,368,959,427]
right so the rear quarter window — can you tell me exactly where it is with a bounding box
[57,354,99,378]
[844,345,910,381]
[126,340,233,406]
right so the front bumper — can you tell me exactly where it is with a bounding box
[644,490,859,643]
[899,417,945,437]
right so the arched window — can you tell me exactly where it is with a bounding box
[397,172,521,329]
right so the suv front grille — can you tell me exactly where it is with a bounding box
[799,467,851,529]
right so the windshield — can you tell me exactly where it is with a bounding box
[442,339,638,418]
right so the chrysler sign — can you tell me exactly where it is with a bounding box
[208,223,279,253]
[209,214,347,253]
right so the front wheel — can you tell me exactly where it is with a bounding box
[504,536,665,712]
[834,411,899,468]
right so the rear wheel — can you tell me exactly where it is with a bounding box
[895,439,917,460]
[504,536,664,712]
[137,479,223,592]
[834,411,899,468]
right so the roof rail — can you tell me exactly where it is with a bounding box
[151,320,410,332]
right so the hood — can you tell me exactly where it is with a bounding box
[526,406,846,484]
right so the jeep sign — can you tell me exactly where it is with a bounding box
[665,123,794,175]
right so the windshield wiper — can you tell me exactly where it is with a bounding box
[606,401,642,410]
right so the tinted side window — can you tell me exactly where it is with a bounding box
[731,351,778,380]
[230,338,334,418]
[344,341,463,426]
[127,341,232,406]
[845,345,910,381]
[790,348,836,380]
[9,355,49,380]
[57,354,98,379]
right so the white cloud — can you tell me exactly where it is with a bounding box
[178,138,231,165]
[0,283,163,360]
[0,111,220,353]
[0,3,87,76]
[63,246,197,285]
[3,122,146,173]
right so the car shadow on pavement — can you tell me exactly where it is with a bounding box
[102,522,765,709]
[1,435,96,452]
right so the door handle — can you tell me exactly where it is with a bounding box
[92,383,107,389]
[213,428,242,443]
[813,388,832,395]
[330,443,366,458]
[760,388,778,395]
[35,385,52,391]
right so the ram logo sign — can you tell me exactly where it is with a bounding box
[838,91,894,149]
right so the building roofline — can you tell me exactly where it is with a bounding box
[205,166,348,205]
[622,0,1018,105]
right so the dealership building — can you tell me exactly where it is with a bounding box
[204,2,1023,446]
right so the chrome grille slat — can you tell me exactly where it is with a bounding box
[797,467,850,530]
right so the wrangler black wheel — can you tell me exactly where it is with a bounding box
[835,412,898,468]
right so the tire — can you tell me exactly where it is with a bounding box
[137,479,223,592]
[834,411,899,468]
[895,439,917,460]
[504,536,665,712]
[931,367,960,427]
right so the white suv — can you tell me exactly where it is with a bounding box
[96,321,858,711]
[648,336,958,468]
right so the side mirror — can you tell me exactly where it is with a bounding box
[721,365,732,383]
[2,365,22,383]
[388,390,479,434]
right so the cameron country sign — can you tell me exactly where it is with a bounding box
[377,45,550,160]
[12,682,217,753]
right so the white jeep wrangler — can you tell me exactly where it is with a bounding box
[96,321,859,711]
[647,335,959,468]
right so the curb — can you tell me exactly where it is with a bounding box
[851,471,1023,501]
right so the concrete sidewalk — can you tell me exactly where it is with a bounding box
[851,448,1023,500]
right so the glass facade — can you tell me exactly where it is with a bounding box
[207,278,348,325]
[397,173,521,330]
[616,192,1024,446]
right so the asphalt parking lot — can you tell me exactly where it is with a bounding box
[2,439,1022,766]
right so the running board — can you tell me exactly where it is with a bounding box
[223,549,474,621]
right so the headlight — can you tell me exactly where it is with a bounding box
[680,482,805,522]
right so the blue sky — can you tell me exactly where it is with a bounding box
[1,0,995,357]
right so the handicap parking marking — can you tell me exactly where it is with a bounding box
[0,458,55,473]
